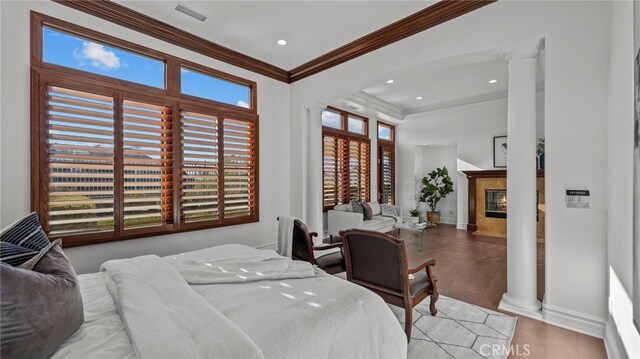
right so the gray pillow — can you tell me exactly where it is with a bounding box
[362,202,373,220]
[1,240,84,359]
[351,199,364,215]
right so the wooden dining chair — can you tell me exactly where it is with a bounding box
[339,229,438,341]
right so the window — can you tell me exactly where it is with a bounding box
[321,109,341,129]
[348,116,366,134]
[378,122,394,141]
[43,27,165,89]
[32,13,258,246]
[377,122,395,204]
[322,107,370,210]
[181,67,252,109]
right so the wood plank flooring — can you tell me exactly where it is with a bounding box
[398,224,607,359]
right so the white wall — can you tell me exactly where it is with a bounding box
[605,1,640,357]
[396,95,543,227]
[414,144,457,224]
[0,1,290,274]
[289,0,611,336]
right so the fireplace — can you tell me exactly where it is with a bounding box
[485,190,507,218]
[484,189,539,220]
[463,170,545,240]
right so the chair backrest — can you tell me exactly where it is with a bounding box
[291,219,316,264]
[340,229,408,296]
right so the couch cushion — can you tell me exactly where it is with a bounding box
[368,201,381,216]
[381,204,397,217]
[333,204,352,212]
[363,216,396,231]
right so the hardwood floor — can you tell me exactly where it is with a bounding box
[399,224,607,359]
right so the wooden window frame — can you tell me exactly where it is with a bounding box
[326,106,369,138]
[377,144,396,205]
[377,121,395,144]
[31,13,259,247]
[322,107,371,211]
[376,122,395,204]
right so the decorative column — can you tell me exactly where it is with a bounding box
[305,104,324,244]
[499,42,542,319]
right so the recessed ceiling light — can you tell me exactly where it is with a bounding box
[276,39,287,46]
[386,79,394,84]
[489,79,498,84]
[416,96,423,100]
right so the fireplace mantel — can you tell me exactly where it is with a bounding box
[462,169,545,179]
[463,169,545,239]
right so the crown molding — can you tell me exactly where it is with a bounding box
[347,91,404,119]
[288,0,497,83]
[52,0,290,83]
[53,0,496,84]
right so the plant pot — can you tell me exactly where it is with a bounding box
[408,216,419,224]
[426,211,440,224]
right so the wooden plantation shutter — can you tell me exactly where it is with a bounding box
[359,141,371,201]
[45,85,116,237]
[379,145,395,204]
[122,99,174,231]
[337,138,350,205]
[180,110,220,224]
[32,17,259,247]
[348,140,370,202]
[223,118,256,218]
[322,135,338,209]
[322,132,369,209]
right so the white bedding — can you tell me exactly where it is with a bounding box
[51,244,407,359]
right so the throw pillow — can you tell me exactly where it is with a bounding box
[369,201,381,216]
[351,199,365,215]
[1,212,50,267]
[1,239,84,359]
[361,202,374,220]
[380,204,397,217]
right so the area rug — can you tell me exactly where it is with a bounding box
[388,296,517,359]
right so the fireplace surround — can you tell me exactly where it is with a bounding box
[463,170,545,240]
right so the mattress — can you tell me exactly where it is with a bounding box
[50,248,407,359]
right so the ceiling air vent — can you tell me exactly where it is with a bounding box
[175,3,207,22]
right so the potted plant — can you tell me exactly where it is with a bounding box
[537,138,545,169]
[408,208,420,224]
[419,166,454,224]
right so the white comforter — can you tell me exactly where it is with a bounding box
[51,244,407,359]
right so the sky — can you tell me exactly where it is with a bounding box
[43,27,250,108]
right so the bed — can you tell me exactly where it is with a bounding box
[49,244,407,359]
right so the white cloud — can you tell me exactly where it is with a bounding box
[236,100,250,108]
[74,42,121,70]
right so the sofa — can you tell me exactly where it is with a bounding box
[328,201,402,239]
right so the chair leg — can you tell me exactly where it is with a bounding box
[430,293,439,316]
[405,307,412,342]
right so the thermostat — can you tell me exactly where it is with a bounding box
[566,189,590,209]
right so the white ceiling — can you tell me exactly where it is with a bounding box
[116,1,435,69]
[334,49,544,121]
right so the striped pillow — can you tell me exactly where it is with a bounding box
[1,213,50,267]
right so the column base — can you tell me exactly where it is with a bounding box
[498,293,543,320]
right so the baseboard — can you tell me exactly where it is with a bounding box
[438,217,457,225]
[604,315,628,359]
[543,303,606,338]
[456,223,468,230]
[256,242,277,250]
